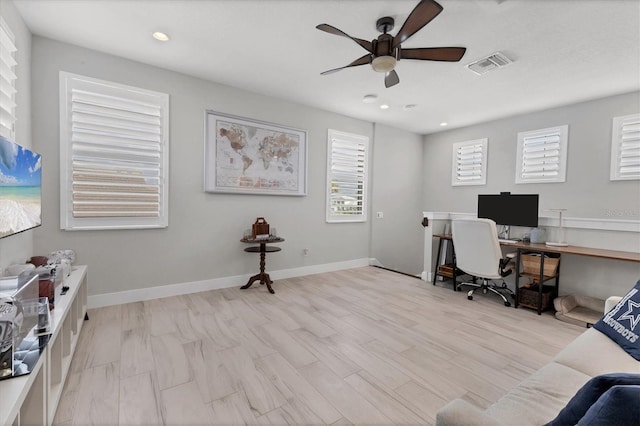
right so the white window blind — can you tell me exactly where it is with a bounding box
[326,129,369,223]
[59,72,169,230]
[451,138,488,186]
[0,17,17,139]
[515,125,568,184]
[610,113,640,181]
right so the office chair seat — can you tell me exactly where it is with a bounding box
[451,218,515,306]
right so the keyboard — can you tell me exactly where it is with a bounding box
[498,238,518,244]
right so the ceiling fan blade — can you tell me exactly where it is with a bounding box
[384,70,400,88]
[392,0,443,49]
[400,47,466,62]
[316,24,373,53]
[320,54,373,75]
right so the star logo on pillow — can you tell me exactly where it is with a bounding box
[617,299,640,331]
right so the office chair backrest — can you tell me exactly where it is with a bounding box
[451,218,503,279]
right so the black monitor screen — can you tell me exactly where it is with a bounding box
[477,193,539,227]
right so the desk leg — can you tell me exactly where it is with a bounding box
[514,248,521,308]
[452,250,457,291]
[433,238,444,286]
[537,254,545,315]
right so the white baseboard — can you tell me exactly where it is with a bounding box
[88,258,372,308]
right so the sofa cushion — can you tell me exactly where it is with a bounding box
[483,362,591,425]
[593,280,640,361]
[554,328,640,377]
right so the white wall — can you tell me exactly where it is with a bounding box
[0,0,33,270]
[31,36,385,297]
[370,123,424,275]
[422,92,640,299]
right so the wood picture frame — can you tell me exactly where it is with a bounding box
[204,111,307,196]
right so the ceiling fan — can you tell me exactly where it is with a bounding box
[316,0,466,88]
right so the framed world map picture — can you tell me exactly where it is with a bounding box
[204,111,307,196]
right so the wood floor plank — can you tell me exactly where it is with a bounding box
[52,371,81,425]
[85,320,122,368]
[150,333,191,390]
[120,301,146,331]
[344,372,427,425]
[183,339,237,403]
[119,327,154,378]
[160,381,216,425]
[71,362,120,425]
[210,391,259,425]
[119,372,163,425]
[290,329,361,379]
[255,352,343,425]
[60,266,584,425]
[394,380,449,424]
[257,322,318,368]
[330,334,413,389]
[299,361,393,425]
[217,345,287,416]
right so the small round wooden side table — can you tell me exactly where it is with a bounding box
[240,237,284,294]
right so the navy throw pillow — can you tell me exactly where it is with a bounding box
[593,280,640,361]
[545,373,640,426]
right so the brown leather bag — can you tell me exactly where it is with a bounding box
[252,217,270,238]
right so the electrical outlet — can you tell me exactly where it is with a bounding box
[303,248,309,256]
[376,212,384,219]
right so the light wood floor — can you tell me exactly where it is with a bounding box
[54,267,583,425]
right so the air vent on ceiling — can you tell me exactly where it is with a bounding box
[466,52,513,75]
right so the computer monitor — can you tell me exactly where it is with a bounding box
[477,192,539,228]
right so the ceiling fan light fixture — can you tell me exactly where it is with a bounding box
[371,55,396,73]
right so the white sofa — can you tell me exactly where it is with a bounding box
[436,297,639,425]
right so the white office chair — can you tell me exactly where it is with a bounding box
[451,218,515,306]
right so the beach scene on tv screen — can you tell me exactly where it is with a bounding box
[0,136,42,238]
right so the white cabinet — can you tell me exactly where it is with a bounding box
[0,266,88,426]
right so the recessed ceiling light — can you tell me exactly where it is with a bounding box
[152,32,170,41]
[440,122,448,126]
[403,104,417,111]
[380,104,390,110]
[363,94,378,103]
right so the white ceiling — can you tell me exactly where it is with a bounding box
[13,0,640,134]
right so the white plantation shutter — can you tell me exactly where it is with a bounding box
[326,129,369,223]
[0,18,17,139]
[610,113,640,181]
[516,125,568,184]
[451,138,487,186]
[60,72,169,230]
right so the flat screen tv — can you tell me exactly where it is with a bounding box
[477,192,539,228]
[0,135,42,239]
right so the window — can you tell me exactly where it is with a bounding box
[515,125,568,184]
[59,72,169,230]
[0,17,17,139]
[610,113,640,181]
[326,129,369,223]
[451,138,488,186]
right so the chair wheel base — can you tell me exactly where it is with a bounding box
[504,301,511,307]
[468,295,473,300]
